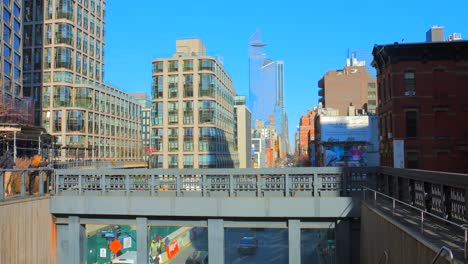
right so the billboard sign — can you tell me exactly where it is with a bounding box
[321,116,370,142]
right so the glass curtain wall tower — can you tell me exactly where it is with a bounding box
[248,31,290,161]
[24,0,142,161]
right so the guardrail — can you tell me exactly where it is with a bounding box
[52,160,125,169]
[53,167,370,197]
[364,187,467,260]
[0,168,54,201]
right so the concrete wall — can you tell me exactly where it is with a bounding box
[0,197,55,264]
[360,202,450,264]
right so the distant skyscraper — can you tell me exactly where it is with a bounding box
[248,31,289,159]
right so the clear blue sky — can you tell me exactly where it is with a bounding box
[103,0,468,152]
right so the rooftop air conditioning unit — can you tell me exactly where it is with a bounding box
[405,91,416,96]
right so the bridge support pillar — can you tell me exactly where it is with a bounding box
[288,219,301,264]
[208,219,224,264]
[137,217,148,264]
[59,216,85,264]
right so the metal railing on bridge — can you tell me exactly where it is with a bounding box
[52,167,371,197]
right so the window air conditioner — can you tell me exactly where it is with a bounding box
[387,132,393,139]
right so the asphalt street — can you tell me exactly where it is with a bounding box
[168,228,324,264]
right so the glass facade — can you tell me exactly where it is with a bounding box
[18,0,143,161]
[150,43,236,168]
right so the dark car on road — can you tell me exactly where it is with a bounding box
[238,237,258,255]
[185,250,208,264]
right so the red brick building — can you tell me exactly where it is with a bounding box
[372,41,468,173]
[297,109,315,157]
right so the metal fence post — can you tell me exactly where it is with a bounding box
[313,173,320,197]
[78,175,83,195]
[285,174,290,197]
[464,227,467,260]
[229,174,234,197]
[374,190,377,206]
[101,173,106,195]
[125,174,130,196]
[21,170,26,198]
[39,171,44,195]
[150,175,155,196]
[0,171,4,201]
[256,174,262,197]
[421,211,424,234]
[176,174,181,197]
[202,175,207,197]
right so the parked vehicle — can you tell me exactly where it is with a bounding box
[238,237,258,255]
[185,250,208,264]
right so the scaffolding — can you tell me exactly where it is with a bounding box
[0,92,35,125]
[0,92,54,159]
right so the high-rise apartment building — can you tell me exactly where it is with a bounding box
[150,39,236,169]
[372,39,468,173]
[23,0,142,161]
[318,58,377,116]
[248,30,289,163]
[234,95,252,168]
[1,0,22,101]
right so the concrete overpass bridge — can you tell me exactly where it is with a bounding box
[1,167,467,263]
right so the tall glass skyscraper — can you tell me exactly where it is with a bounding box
[248,30,290,159]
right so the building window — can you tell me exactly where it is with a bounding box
[53,111,62,132]
[199,74,215,97]
[405,111,417,138]
[168,61,178,72]
[199,59,215,71]
[152,76,163,99]
[406,152,419,169]
[367,91,376,99]
[435,110,449,138]
[404,71,415,94]
[169,155,178,168]
[153,61,163,73]
[183,74,193,97]
[168,75,178,98]
[67,110,85,132]
[367,82,376,89]
[183,155,193,168]
[183,60,193,71]
[168,102,178,124]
